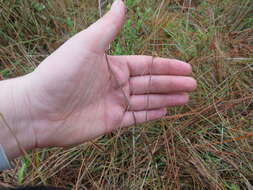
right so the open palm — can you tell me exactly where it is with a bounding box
[25,1,196,149]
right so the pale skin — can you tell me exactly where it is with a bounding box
[0,0,196,160]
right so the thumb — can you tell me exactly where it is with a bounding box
[80,0,125,53]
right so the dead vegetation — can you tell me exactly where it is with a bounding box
[0,0,252,189]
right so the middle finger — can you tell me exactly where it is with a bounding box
[130,75,197,95]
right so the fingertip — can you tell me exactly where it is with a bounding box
[82,0,126,52]
[160,108,168,117]
[163,108,168,116]
[110,0,126,18]
[158,108,168,119]
[185,93,190,102]
[191,78,198,91]
[186,63,193,75]
[179,93,190,104]
[153,58,193,76]
[185,77,197,91]
[173,60,192,75]
[147,108,167,121]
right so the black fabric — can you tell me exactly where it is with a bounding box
[0,186,67,190]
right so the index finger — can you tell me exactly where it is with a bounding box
[124,55,192,77]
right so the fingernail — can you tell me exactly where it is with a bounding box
[111,0,122,9]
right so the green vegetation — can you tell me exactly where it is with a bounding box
[0,0,252,189]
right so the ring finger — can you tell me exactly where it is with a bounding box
[129,93,189,111]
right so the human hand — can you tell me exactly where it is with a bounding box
[0,0,196,158]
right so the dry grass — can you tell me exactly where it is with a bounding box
[0,0,253,189]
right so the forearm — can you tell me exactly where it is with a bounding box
[0,76,35,160]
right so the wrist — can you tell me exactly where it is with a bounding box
[0,75,36,160]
